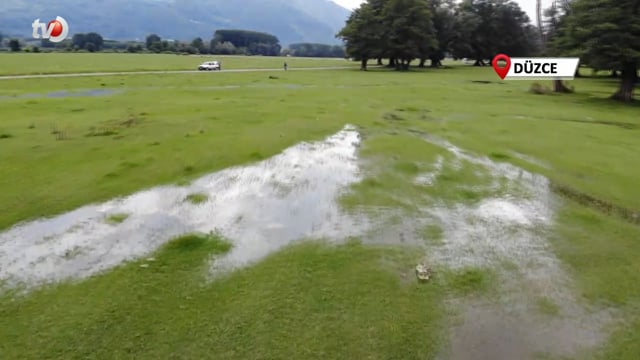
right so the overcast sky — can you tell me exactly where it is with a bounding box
[332,0,552,24]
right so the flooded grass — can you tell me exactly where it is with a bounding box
[164,232,231,254]
[1,60,640,358]
[184,192,208,205]
[422,160,494,205]
[0,239,445,360]
[419,224,444,245]
[339,134,445,212]
[550,204,640,360]
[341,129,616,359]
[0,126,365,288]
[536,297,561,316]
[105,213,129,225]
[0,73,357,231]
[445,268,497,297]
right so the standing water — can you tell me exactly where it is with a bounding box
[0,125,367,289]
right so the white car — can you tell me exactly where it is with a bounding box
[198,61,221,71]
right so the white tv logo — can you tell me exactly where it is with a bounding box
[32,16,69,43]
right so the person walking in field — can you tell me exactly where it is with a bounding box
[284,62,288,71]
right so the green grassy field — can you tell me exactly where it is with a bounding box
[0,53,639,359]
[0,235,452,359]
[0,53,350,75]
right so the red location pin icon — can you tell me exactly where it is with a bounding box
[492,54,511,80]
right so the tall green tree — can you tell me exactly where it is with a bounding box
[424,0,456,67]
[337,3,385,70]
[337,0,436,70]
[383,0,437,70]
[86,33,104,51]
[542,0,578,92]
[191,37,205,53]
[71,32,103,51]
[451,0,537,65]
[568,0,639,101]
[145,34,162,50]
[368,0,393,64]
[9,39,21,52]
[449,2,483,63]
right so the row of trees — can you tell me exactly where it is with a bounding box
[70,33,105,52]
[143,34,203,54]
[2,29,343,58]
[212,30,280,55]
[145,31,281,56]
[142,31,343,57]
[337,0,639,101]
[285,43,346,58]
[3,32,105,52]
[338,0,537,71]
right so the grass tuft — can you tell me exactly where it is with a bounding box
[419,223,444,245]
[185,192,208,204]
[535,297,560,316]
[163,232,230,254]
[87,127,119,137]
[446,268,496,297]
[489,152,511,160]
[383,112,405,121]
[105,213,129,225]
[183,165,195,173]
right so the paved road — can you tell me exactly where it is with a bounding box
[0,66,355,80]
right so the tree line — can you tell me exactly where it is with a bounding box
[337,0,639,101]
[3,32,105,52]
[284,43,346,58]
[1,29,344,58]
[3,0,636,100]
[338,0,537,70]
[143,30,284,56]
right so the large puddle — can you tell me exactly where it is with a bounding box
[0,125,367,289]
[409,133,613,360]
[338,129,612,359]
[417,135,556,271]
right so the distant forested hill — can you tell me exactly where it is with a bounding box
[0,0,351,45]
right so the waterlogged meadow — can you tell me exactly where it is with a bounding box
[0,54,639,359]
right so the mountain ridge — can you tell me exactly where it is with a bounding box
[0,0,352,46]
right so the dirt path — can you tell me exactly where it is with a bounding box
[0,66,355,80]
